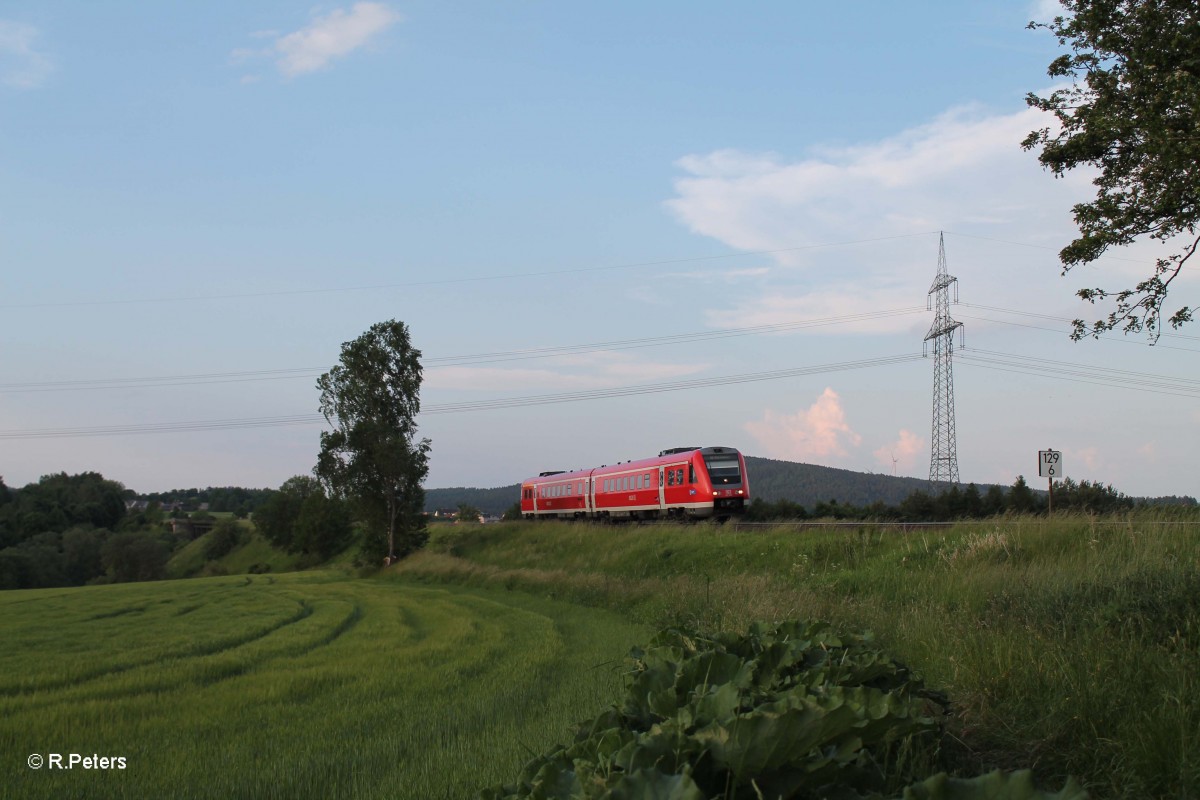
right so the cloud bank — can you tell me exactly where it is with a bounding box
[666,103,1100,332]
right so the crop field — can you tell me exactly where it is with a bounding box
[0,572,647,799]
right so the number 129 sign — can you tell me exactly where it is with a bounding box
[1038,449,1062,478]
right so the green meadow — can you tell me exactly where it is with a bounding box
[399,514,1200,799]
[0,572,647,799]
[3,512,1198,799]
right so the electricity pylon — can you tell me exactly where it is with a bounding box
[924,232,963,488]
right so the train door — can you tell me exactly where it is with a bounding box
[658,466,665,512]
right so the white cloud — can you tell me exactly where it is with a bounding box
[275,3,401,76]
[667,103,1111,332]
[234,4,402,79]
[743,387,861,462]
[705,283,928,335]
[667,105,1077,256]
[874,429,924,472]
[0,20,52,89]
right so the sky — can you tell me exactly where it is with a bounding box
[1,1,1197,499]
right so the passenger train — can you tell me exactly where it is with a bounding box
[519,446,749,521]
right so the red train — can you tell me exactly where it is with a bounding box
[519,446,749,521]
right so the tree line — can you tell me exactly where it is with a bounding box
[135,486,275,516]
[743,475,1157,522]
[0,472,180,590]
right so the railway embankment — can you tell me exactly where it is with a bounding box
[391,514,1200,799]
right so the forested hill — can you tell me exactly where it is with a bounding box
[744,456,936,507]
[424,456,957,516]
[424,484,521,516]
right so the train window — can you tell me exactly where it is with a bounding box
[666,470,675,486]
[689,465,696,484]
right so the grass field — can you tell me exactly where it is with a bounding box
[0,571,647,799]
[397,515,1200,799]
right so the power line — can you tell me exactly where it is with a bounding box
[0,353,923,440]
[958,302,1200,342]
[420,354,923,414]
[955,312,1200,354]
[957,348,1200,399]
[0,306,926,393]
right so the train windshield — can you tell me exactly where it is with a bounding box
[703,452,742,485]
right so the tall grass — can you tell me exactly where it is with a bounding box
[397,514,1200,798]
[0,572,647,799]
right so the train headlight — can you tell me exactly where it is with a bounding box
[713,491,718,496]
[737,490,744,494]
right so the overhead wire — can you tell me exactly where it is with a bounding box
[0,306,927,393]
[0,353,924,440]
[956,347,1200,399]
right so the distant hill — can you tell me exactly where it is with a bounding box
[424,484,520,516]
[424,456,961,516]
[744,456,939,507]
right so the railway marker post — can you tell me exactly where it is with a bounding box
[1038,448,1062,516]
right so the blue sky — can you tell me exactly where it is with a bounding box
[2,1,1197,499]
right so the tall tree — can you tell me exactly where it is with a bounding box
[1024,0,1200,339]
[316,320,431,563]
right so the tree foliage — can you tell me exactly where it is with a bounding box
[455,503,482,523]
[292,492,354,560]
[203,519,243,561]
[253,476,322,550]
[316,320,431,562]
[1024,0,1200,339]
[101,531,170,583]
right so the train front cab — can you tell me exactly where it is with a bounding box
[693,446,748,520]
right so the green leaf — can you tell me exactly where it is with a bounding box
[897,771,1088,800]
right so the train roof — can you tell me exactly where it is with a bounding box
[522,447,742,484]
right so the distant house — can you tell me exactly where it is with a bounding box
[433,509,459,518]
